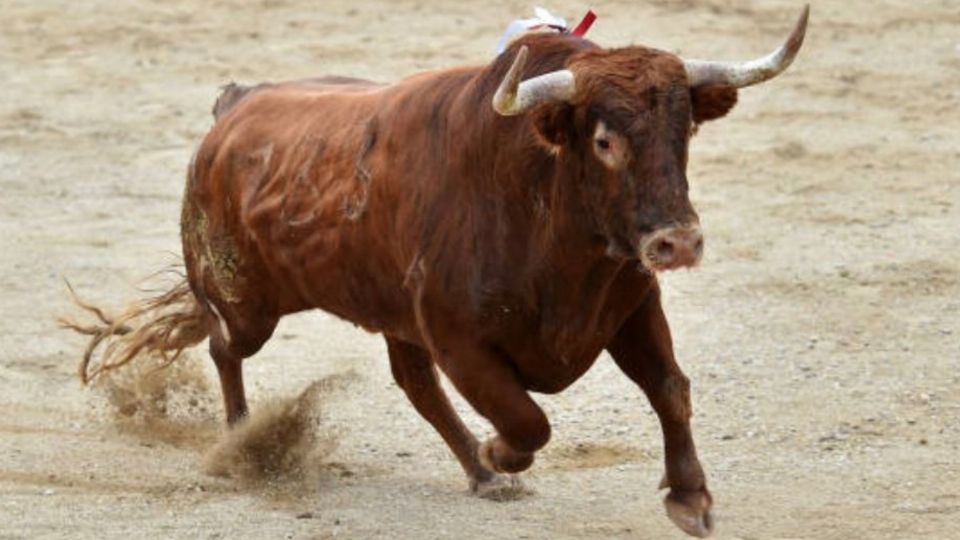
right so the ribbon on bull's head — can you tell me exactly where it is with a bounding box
[495,7,597,54]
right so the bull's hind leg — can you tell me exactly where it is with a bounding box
[209,330,248,425]
[606,283,713,538]
[385,337,523,498]
[204,301,279,426]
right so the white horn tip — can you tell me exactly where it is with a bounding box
[492,45,576,116]
[787,5,811,58]
[684,4,811,88]
[492,46,530,116]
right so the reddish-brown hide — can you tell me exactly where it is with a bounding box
[67,11,809,537]
[186,33,723,536]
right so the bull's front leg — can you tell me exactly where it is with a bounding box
[411,298,547,500]
[429,336,547,500]
[385,338,487,479]
[607,282,714,538]
[385,336,517,498]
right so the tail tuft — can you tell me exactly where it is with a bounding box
[59,276,210,384]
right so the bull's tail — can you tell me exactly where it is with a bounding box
[59,274,209,384]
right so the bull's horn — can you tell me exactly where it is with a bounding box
[493,45,576,116]
[684,5,810,88]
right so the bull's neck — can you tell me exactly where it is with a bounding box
[444,110,627,330]
[444,105,612,274]
[410,39,616,300]
[435,61,610,267]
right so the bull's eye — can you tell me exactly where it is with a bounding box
[592,121,626,169]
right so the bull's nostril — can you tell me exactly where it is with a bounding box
[655,239,675,262]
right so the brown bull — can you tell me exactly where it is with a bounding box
[65,7,809,537]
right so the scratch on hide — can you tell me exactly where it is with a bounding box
[344,118,378,221]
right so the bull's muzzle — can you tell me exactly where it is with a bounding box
[639,225,704,271]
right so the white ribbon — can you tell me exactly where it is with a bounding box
[495,6,568,54]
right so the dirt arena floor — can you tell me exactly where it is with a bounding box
[2,0,958,538]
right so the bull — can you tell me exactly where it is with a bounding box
[65,6,809,537]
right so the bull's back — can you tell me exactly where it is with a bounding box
[185,80,415,333]
[212,77,384,120]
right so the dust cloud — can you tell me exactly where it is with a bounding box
[202,377,347,487]
[90,352,219,450]
[90,352,357,490]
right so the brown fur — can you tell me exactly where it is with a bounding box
[691,83,739,124]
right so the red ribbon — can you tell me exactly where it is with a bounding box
[570,10,597,37]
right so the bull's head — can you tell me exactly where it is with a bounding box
[493,6,809,272]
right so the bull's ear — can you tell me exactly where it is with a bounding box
[531,104,575,148]
[691,84,738,124]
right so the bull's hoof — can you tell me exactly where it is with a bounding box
[477,437,535,474]
[663,488,714,538]
[470,474,532,502]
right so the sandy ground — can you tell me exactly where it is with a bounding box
[2,0,959,538]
